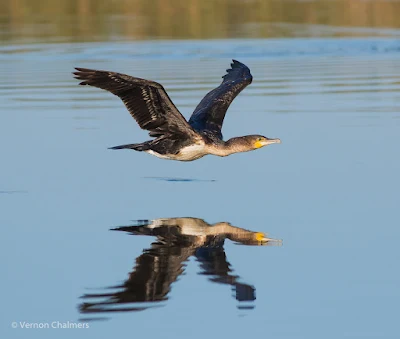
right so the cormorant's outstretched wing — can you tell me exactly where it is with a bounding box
[188,60,253,138]
[74,68,197,138]
[79,243,194,316]
[195,247,256,307]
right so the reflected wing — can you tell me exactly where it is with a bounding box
[79,243,194,316]
[188,60,253,137]
[74,68,197,138]
[195,247,256,304]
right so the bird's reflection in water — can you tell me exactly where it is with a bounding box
[79,217,281,319]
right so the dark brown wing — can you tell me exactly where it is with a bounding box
[73,68,197,138]
[188,60,253,139]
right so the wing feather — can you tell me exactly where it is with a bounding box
[188,60,253,138]
[73,68,197,138]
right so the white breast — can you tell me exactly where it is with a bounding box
[176,143,207,160]
[146,143,207,161]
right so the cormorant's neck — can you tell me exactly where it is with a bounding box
[205,136,254,157]
[224,136,253,155]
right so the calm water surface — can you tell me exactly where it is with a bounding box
[1,35,400,339]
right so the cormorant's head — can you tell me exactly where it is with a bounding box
[249,135,281,149]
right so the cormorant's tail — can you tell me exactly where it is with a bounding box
[109,142,150,151]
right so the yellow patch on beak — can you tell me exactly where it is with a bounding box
[255,232,265,241]
[254,140,265,149]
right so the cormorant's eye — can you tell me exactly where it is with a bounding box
[257,137,263,141]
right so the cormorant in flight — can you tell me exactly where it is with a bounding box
[74,60,281,161]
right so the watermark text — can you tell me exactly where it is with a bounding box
[11,321,89,329]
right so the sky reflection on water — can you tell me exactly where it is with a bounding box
[1,35,400,339]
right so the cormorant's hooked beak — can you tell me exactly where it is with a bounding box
[255,137,281,149]
[265,138,281,145]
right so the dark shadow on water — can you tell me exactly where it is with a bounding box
[144,177,216,183]
[78,217,281,321]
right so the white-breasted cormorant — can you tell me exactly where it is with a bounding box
[73,60,281,161]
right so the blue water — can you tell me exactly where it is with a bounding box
[1,39,400,338]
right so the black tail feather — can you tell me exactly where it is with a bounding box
[109,143,150,151]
